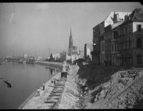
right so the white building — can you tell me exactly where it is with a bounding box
[84,43,93,62]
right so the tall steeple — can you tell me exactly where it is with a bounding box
[68,28,73,56]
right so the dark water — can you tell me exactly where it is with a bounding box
[0,62,59,109]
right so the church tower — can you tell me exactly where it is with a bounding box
[68,28,73,56]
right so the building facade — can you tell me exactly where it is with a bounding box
[117,8,143,66]
[111,21,125,65]
[91,8,143,67]
[84,43,93,62]
[99,22,105,64]
[104,25,112,65]
[92,11,131,65]
[91,24,100,64]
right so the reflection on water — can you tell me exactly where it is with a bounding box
[49,68,54,75]
[0,62,59,109]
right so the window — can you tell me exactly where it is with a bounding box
[121,28,123,35]
[123,40,124,49]
[120,28,122,35]
[126,26,128,34]
[103,44,104,51]
[115,44,116,51]
[129,25,132,33]
[137,25,142,31]
[117,43,119,51]
[118,28,120,36]
[125,39,127,49]
[123,27,125,34]
[137,54,142,64]
[128,25,130,33]
[137,38,142,48]
[111,44,113,51]
[101,43,104,51]
[129,39,131,48]
[121,40,123,50]
[127,39,129,49]
[114,44,116,51]
[117,31,119,37]
[115,31,118,38]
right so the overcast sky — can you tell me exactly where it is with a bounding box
[0,2,142,57]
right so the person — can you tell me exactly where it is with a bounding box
[42,84,45,90]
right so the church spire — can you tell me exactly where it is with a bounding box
[70,28,72,39]
[68,28,73,56]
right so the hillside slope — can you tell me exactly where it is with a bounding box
[75,62,143,109]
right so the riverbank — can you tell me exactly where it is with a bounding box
[36,61,63,70]
[19,63,81,109]
[57,65,81,109]
[19,60,143,109]
[19,62,63,109]
[19,71,62,109]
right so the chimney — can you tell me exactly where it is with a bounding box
[113,12,119,23]
[113,12,116,23]
[116,13,119,21]
[124,14,128,21]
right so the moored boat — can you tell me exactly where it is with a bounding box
[26,58,35,64]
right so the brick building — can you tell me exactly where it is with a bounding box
[116,8,143,66]
[104,25,112,65]
[91,24,100,64]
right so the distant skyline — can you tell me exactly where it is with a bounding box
[0,2,142,57]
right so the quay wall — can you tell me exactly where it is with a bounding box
[18,61,63,109]
[36,61,63,70]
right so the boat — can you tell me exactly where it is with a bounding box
[18,59,24,63]
[26,58,35,64]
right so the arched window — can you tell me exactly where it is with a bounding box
[137,38,142,48]
[137,54,142,64]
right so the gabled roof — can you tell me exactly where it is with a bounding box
[119,8,143,27]
[130,8,143,21]
[134,13,143,21]
[130,8,143,18]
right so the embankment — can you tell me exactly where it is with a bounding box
[36,61,63,70]
[19,60,143,109]
[57,65,81,109]
[19,62,63,109]
[19,63,82,109]
[76,62,143,109]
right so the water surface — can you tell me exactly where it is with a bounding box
[0,62,59,109]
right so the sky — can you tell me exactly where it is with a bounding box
[0,2,142,58]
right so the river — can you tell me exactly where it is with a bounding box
[0,61,60,109]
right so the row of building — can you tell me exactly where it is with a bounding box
[91,8,143,66]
